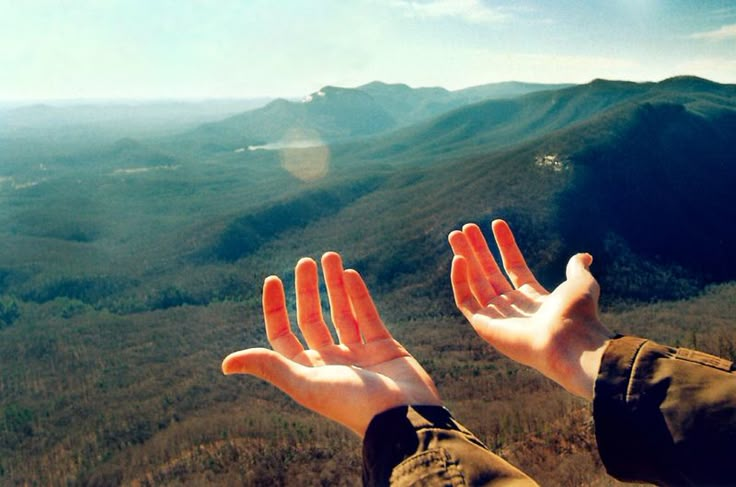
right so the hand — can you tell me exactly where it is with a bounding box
[222,252,441,437]
[448,220,615,400]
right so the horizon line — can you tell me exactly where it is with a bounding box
[0,74,726,106]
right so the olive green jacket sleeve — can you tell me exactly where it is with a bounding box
[594,335,736,486]
[361,336,736,486]
[362,405,537,486]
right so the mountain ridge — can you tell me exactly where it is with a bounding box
[343,76,736,166]
[171,80,577,154]
[2,75,736,485]
[255,76,736,303]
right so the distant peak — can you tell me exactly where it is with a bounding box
[359,81,410,89]
[661,75,712,83]
[584,78,643,90]
[589,78,622,86]
[268,98,292,107]
[316,85,357,94]
[658,75,718,88]
[360,81,388,88]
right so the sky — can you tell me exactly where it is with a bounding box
[2,0,736,101]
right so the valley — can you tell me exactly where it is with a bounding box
[1,77,735,485]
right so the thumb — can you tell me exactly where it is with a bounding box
[565,253,593,280]
[222,348,304,394]
[565,252,600,302]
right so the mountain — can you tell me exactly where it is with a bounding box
[452,81,574,102]
[302,76,736,301]
[2,76,736,485]
[551,96,736,297]
[187,86,397,151]
[173,81,575,154]
[353,81,455,125]
[157,76,736,303]
[5,76,734,306]
[0,99,272,142]
[348,79,653,163]
[354,81,574,125]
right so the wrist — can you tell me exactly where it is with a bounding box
[576,334,613,400]
[570,320,616,400]
[546,318,615,400]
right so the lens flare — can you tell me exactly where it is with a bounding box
[278,128,329,181]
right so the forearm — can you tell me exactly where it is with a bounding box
[593,336,736,486]
[362,405,537,486]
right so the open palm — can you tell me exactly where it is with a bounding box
[449,220,613,399]
[222,252,441,437]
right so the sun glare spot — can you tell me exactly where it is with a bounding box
[278,128,329,181]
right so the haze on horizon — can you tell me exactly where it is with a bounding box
[2,0,736,102]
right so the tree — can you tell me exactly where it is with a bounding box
[0,296,19,328]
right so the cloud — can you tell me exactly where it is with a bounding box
[689,23,736,40]
[389,0,509,24]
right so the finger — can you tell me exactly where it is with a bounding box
[448,264,532,346]
[491,220,542,290]
[486,293,523,318]
[263,276,304,358]
[450,256,482,320]
[448,229,496,304]
[565,253,600,301]
[321,252,361,344]
[295,258,335,349]
[343,269,391,342]
[222,348,307,396]
[462,223,513,294]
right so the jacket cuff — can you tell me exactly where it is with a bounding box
[362,405,534,486]
[592,335,652,481]
[593,335,736,485]
[361,405,462,486]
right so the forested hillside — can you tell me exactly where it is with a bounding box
[1,77,735,485]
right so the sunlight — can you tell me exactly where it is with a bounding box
[278,127,330,181]
[3,3,735,483]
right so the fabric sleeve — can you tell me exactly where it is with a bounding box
[593,335,736,486]
[362,405,537,487]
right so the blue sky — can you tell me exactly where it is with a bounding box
[2,0,735,100]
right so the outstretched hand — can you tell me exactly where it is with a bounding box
[222,252,441,437]
[449,220,615,400]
